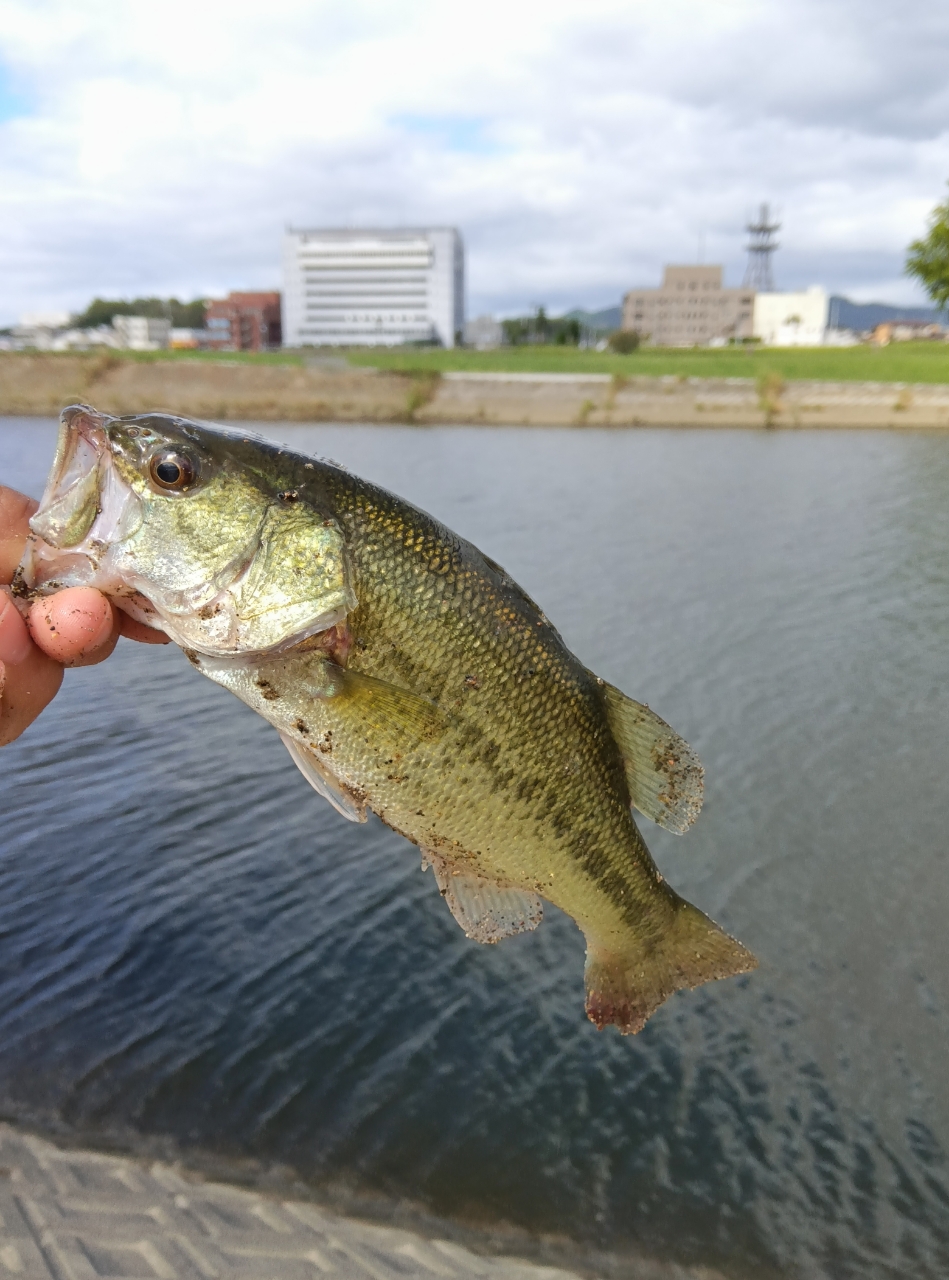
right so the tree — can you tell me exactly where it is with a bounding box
[554,317,580,345]
[607,329,640,354]
[74,296,208,329]
[500,308,581,346]
[906,189,949,311]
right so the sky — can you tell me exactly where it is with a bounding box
[2,0,949,325]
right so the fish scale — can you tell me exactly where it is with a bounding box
[20,405,757,1034]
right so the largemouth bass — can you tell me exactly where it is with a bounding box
[18,405,756,1034]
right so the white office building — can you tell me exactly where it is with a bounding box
[753,287,829,346]
[282,227,464,348]
[112,315,171,350]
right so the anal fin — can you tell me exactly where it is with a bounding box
[423,852,543,944]
[598,679,704,834]
[279,731,367,823]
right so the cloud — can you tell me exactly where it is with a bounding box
[0,0,948,323]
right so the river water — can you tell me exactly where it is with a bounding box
[2,418,948,1280]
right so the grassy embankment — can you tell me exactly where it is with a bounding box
[7,342,949,382]
[5,345,949,425]
[346,341,949,383]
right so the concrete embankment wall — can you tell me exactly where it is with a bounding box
[4,353,949,428]
[0,353,426,423]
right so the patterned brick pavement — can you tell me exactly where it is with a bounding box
[0,1125,586,1280]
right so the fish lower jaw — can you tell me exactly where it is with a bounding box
[160,612,353,664]
[18,536,110,598]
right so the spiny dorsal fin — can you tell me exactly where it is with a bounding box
[279,731,367,823]
[598,681,704,834]
[423,852,543,944]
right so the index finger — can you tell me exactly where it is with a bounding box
[0,486,38,585]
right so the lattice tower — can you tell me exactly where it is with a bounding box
[743,203,780,291]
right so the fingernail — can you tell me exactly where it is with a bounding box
[0,593,32,665]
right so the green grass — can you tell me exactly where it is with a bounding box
[0,347,306,368]
[344,342,949,384]
[10,342,949,383]
[116,347,307,367]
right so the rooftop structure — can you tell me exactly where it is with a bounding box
[622,265,755,346]
[205,292,282,352]
[872,319,946,345]
[19,310,71,329]
[5,322,118,352]
[9,311,74,350]
[169,327,205,350]
[282,228,464,348]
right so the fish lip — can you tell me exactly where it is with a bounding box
[47,404,109,486]
[29,405,111,549]
[20,403,144,599]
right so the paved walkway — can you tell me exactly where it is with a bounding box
[0,1125,585,1280]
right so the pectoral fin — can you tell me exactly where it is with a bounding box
[279,731,367,823]
[423,852,543,943]
[330,666,446,742]
[598,680,704,834]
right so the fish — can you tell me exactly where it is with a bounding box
[17,404,757,1034]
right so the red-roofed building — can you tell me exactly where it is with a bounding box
[205,292,282,351]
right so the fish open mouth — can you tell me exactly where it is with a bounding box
[30,406,109,550]
[18,404,142,597]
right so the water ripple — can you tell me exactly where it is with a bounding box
[2,421,949,1277]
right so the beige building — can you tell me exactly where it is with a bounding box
[622,265,755,345]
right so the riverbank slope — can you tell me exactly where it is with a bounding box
[0,1124,727,1280]
[4,352,949,427]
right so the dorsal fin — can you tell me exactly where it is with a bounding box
[279,731,367,823]
[598,681,704,834]
[423,852,543,943]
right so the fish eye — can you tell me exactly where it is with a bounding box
[149,451,197,491]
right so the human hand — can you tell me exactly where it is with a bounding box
[0,484,169,746]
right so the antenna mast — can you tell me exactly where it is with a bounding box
[743,203,780,291]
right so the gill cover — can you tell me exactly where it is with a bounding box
[171,497,356,655]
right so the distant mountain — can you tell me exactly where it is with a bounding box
[829,296,947,331]
[562,305,622,333]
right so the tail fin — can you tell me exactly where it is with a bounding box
[584,898,757,1035]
